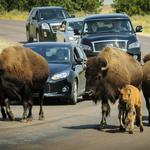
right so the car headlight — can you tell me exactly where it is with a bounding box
[41,23,50,30]
[51,71,69,80]
[128,41,140,49]
[68,36,74,41]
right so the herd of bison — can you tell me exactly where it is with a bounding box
[0,45,150,134]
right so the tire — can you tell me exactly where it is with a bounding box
[26,30,33,42]
[70,80,78,105]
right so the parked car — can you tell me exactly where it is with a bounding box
[24,42,87,104]
[56,17,84,43]
[26,6,74,42]
[77,13,142,61]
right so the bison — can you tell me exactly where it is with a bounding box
[0,46,49,122]
[85,46,143,126]
[142,53,150,125]
[118,84,143,134]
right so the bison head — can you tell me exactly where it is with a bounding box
[85,56,109,101]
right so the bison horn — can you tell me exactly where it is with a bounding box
[101,59,109,71]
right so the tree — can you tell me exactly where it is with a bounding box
[112,0,150,16]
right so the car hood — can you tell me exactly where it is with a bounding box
[41,19,64,24]
[48,63,71,76]
[81,32,137,44]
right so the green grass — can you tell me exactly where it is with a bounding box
[0,7,150,35]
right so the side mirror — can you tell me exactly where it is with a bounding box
[135,25,143,32]
[32,16,36,20]
[74,29,81,35]
[76,58,83,64]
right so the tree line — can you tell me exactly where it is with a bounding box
[0,0,149,16]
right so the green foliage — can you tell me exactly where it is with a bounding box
[112,0,150,16]
[0,0,104,13]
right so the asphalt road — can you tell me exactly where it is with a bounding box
[0,19,150,150]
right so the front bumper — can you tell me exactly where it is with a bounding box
[44,79,72,99]
[39,29,56,41]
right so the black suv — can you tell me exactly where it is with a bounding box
[26,6,73,42]
[78,13,142,61]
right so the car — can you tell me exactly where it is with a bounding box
[24,42,87,104]
[56,17,84,44]
[77,13,142,61]
[26,6,74,42]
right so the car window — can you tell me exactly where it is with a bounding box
[39,9,67,20]
[28,9,36,20]
[83,19,134,34]
[26,45,71,63]
[67,21,83,31]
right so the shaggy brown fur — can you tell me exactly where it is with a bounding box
[118,84,143,134]
[85,46,143,126]
[143,53,150,63]
[0,46,49,121]
[142,56,150,125]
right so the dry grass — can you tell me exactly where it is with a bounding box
[0,38,21,53]
[0,10,28,21]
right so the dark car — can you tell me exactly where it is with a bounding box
[26,6,74,42]
[77,13,142,61]
[56,17,84,43]
[24,42,87,104]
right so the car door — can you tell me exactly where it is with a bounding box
[74,46,87,95]
[30,10,39,38]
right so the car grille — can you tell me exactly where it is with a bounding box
[44,80,70,93]
[51,25,61,33]
[92,40,127,52]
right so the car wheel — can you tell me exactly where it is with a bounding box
[70,80,78,105]
[26,30,33,42]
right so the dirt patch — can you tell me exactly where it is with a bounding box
[0,37,21,53]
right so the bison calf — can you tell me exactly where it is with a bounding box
[118,85,143,134]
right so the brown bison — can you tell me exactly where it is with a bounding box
[85,46,143,126]
[142,53,150,125]
[118,84,143,134]
[0,46,49,122]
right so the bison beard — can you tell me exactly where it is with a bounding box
[85,46,143,127]
[0,46,49,122]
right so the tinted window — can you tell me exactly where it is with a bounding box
[84,19,133,34]
[26,45,71,63]
[67,21,83,31]
[39,9,70,20]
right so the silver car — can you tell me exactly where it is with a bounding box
[56,17,84,44]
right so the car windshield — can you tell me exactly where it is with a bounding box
[83,19,133,34]
[67,20,83,31]
[26,45,71,64]
[39,9,70,20]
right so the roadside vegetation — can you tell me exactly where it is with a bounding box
[0,0,150,34]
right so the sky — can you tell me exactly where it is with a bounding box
[104,0,113,5]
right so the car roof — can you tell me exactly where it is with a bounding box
[24,42,76,48]
[84,13,130,21]
[32,6,65,10]
[63,17,84,22]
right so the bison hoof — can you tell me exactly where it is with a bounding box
[119,126,126,132]
[21,119,28,123]
[129,130,133,134]
[140,126,144,132]
[100,121,107,127]
[39,115,44,120]
[27,117,33,122]
[7,111,15,121]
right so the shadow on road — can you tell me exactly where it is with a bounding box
[63,124,119,132]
